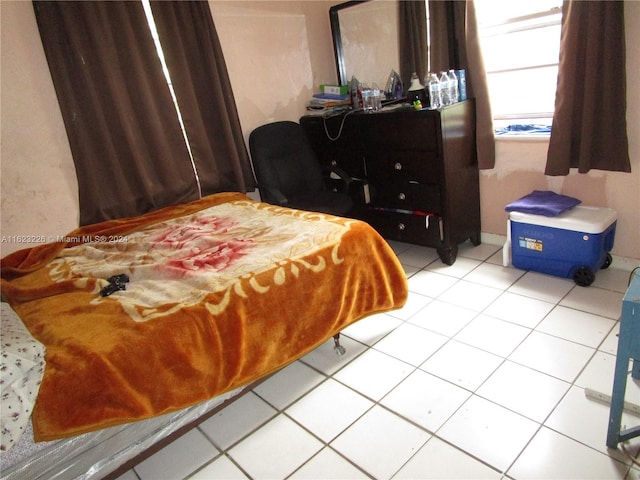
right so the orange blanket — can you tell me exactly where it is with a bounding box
[1,193,407,441]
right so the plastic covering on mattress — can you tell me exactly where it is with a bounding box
[0,387,242,480]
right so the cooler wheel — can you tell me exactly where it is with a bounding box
[601,253,613,269]
[573,267,595,287]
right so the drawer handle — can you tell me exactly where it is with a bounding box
[394,162,402,171]
[398,223,405,231]
[398,192,406,201]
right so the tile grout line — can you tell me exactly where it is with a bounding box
[136,241,634,480]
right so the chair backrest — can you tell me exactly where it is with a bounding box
[249,121,325,203]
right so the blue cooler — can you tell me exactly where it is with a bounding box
[509,206,617,286]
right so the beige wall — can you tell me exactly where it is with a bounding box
[209,1,337,137]
[1,1,638,264]
[1,0,78,256]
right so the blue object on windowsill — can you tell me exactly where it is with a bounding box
[495,124,552,135]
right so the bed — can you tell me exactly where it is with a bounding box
[0,192,408,479]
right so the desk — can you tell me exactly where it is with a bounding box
[607,269,640,448]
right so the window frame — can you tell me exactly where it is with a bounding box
[476,1,563,136]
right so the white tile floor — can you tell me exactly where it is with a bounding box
[118,241,640,480]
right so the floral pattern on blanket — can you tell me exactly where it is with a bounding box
[148,215,253,278]
[48,201,349,322]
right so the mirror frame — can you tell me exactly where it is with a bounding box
[329,1,369,86]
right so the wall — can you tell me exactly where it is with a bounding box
[208,1,337,139]
[1,1,78,256]
[1,1,638,265]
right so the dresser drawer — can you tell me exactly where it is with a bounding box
[301,115,366,177]
[361,113,439,152]
[365,211,442,246]
[374,181,441,213]
[365,150,440,184]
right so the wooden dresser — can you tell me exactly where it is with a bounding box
[300,100,480,265]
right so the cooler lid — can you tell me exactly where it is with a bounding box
[509,206,617,234]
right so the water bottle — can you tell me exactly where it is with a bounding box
[371,82,382,111]
[455,70,467,101]
[439,71,451,105]
[428,73,441,109]
[448,69,459,104]
[361,83,374,113]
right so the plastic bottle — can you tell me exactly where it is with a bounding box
[439,71,451,106]
[371,82,382,111]
[456,70,467,101]
[361,83,373,112]
[427,73,441,109]
[448,69,459,104]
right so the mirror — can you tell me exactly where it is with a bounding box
[330,0,400,88]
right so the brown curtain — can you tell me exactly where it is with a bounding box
[545,1,630,175]
[150,1,256,194]
[429,0,495,170]
[33,1,201,226]
[399,0,428,88]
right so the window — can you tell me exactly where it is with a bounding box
[475,0,562,133]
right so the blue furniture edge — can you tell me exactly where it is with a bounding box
[606,269,640,448]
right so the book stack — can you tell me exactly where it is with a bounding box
[307,85,351,111]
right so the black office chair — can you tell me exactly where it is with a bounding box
[249,121,353,216]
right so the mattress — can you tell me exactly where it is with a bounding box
[0,387,243,480]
